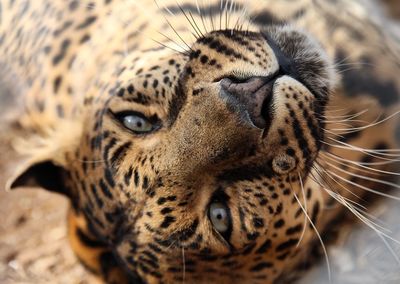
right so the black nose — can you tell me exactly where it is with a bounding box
[220,74,277,129]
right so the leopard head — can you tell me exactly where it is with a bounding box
[7,20,334,284]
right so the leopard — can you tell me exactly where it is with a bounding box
[1,0,400,283]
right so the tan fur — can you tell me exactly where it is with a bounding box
[1,0,399,283]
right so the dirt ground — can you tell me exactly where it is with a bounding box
[0,110,101,283]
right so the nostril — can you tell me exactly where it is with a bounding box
[219,74,278,130]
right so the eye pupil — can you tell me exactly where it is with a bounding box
[119,113,155,134]
[209,202,231,236]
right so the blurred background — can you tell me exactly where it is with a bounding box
[0,1,399,283]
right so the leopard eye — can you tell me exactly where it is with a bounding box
[209,202,231,234]
[122,114,154,133]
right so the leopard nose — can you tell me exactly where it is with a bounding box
[219,75,277,129]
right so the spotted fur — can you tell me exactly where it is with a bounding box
[1,0,400,283]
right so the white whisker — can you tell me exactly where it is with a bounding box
[309,172,392,234]
[325,161,400,191]
[322,152,400,175]
[296,172,308,248]
[331,110,400,134]
[322,139,400,161]
[290,180,331,281]
[325,168,400,201]
[196,0,208,34]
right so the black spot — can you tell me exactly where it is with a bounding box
[80,34,91,44]
[53,20,73,37]
[76,15,97,30]
[310,202,320,227]
[53,76,62,93]
[286,224,303,236]
[90,184,104,208]
[250,262,273,272]
[99,179,113,199]
[247,232,260,241]
[142,176,149,189]
[200,55,209,64]
[277,251,290,261]
[124,167,133,186]
[274,219,285,229]
[110,142,132,166]
[69,0,79,11]
[134,170,140,187]
[104,168,115,188]
[160,216,176,228]
[152,79,159,88]
[253,217,265,228]
[52,39,71,66]
[160,207,173,215]
[276,238,299,252]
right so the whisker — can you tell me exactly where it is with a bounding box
[228,0,235,30]
[224,0,229,30]
[331,110,400,134]
[189,10,205,38]
[153,37,187,55]
[208,0,215,31]
[290,180,331,281]
[233,3,248,32]
[377,232,400,266]
[321,153,387,177]
[296,172,308,248]
[325,161,400,191]
[325,168,400,201]
[309,168,400,265]
[154,0,194,52]
[219,0,223,30]
[322,108,369,120]
[309,172,392,234]
[323,187,394,235]
[321,140,400,161]
[312,164,364,206]
[322,152,400,175]
[175,1,201,39]
[195,0,208,34]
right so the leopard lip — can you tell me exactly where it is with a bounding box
[260,79,276,137]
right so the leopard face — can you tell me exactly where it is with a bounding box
[57,26,334,283]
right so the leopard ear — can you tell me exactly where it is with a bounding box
[5,121,82,196]
[5,157,70,196]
